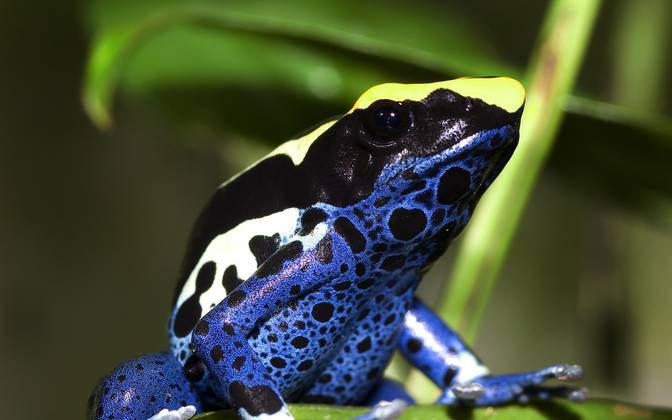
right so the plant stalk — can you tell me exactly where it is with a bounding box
[406,0,603,402]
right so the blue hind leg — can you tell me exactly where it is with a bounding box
[89,352,203,419]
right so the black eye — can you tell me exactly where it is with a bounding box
[363,100,411,145]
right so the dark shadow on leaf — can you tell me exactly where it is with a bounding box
[445,405,475,420]
[530,401,582,420]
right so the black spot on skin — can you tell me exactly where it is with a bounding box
[289,284,301,295]
[268,333,278,342]
[437,167,471,204]
[357,309,370,321]
[193,320,209,337]
[334,217,366,253]
[490,134,503,147]
[291,336,309,349]
[232,356,246,371]
[407,339,422,353]
[228,381,283,416]
[317,374,332,384]
[380,255,406,271]
[299,208,327,235]
[340,263,348,273]
[117,375,126,383]
[354,208,365,220]
[373,196,390,207]
[173,261,217,338]
[388,208,427,241]
[356,337,372,353]
[402,181,426,195]
[414,189,434,207]
[223,323,235,336]
[248,234,281,267]
[297,359,313,371]
[227,290,246,308]
[355,263,366,276]
[311,302,334,322]
[443,366,458,387]
[315,235,333,264]
[270,357,287,369]
[384,314,396,325]
[302,395,335,404]
[135,363,144,371]
[431,208,446,226]
[357,278,374,289]
[372,243,387,252]
[222,265,244,294]
[402,170,417,180]
[256,241,303,278]
[333,281,351,291]
[210,345,223,363]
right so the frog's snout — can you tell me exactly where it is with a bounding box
[450,76,526,114]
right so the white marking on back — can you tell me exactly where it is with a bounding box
[175,208,301,312]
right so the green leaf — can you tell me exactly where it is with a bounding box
[82,0,514,131]
[438,0,604,344]
[193,401,672,420]
[82,0,672,210]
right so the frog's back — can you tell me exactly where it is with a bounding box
[169,121,338,363]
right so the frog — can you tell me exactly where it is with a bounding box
[88,77,586,420]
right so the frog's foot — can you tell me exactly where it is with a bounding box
[351,399,408,420]
[148,405,197,420]
[438,364,585,406]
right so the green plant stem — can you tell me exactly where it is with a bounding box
[405,0,603,401]
[612,0,671,111]
[437,0,603,342]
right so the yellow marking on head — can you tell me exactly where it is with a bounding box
[267,120,336,165]
[350,77,525,113]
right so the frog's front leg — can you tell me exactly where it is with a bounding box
[190,233,346,420]
[399,298,586,406]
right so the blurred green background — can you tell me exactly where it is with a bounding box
[1,0,671,419]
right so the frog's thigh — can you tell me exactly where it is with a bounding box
[89,352,202,419]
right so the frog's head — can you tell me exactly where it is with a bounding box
[316,77,524,245]
[270,77,523,245]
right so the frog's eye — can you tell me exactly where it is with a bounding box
[362,100,411,145]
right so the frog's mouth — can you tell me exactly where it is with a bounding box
[470,129,518,201]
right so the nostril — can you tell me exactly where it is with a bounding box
[464,98,474,113]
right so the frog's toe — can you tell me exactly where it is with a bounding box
[437,363,586,406]
[351,399,408,420]
[550,364,583,382]
[451,382,485,401]
[148,405,197,420]
[518,385,589,403]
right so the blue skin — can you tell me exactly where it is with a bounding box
[90,120,583,419]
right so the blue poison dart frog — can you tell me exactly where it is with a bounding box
[89,77,586,420]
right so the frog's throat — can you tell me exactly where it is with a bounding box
[350,77,525,114]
